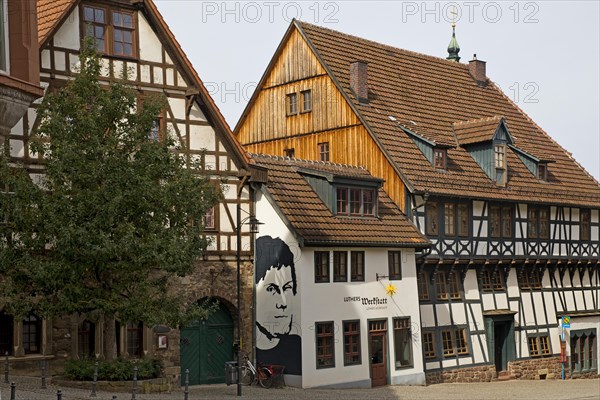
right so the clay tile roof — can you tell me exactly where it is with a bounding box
[295,21,600,207]
[251,154,430,247]
[38,0,77,45]
[453,116,504,146]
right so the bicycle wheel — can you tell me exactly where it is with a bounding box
[258,367,273,388]
[240,366,254,385]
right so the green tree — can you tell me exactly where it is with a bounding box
[0,44,220,358]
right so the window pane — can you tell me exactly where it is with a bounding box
[456,329,468,354]
[539,208,549,238]
[113,11,122,26]
[124,43,132,56]
[363,190,374,215]
[426,202,439,235]
[124,31,132,43]
[350,189,361,214]
[336,187,348,215]
[114,29,122,41]
[114,42,123,55]
[333,251,347,282]
[350,251,365,282]
[458,204,469,236]
[315,252,329,283]
[417,271,429,301]
[343,321,360,365]
[316,322,335,368]
[442,330,454,356]
[123,14,133,28]
[423,332,436,358]
[444,203,455,235]
[84,6,94,21]
[394,318,412,368]
[490,206,501,238]
[502,207,512,238]
[436,271,448,300]
[95,9,105,22]
[388,251,401,280]
[528,208,539,238]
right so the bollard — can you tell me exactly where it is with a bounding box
[184,369,189,400]
[3,351,8,384]
[57,388,62,400]
[10,381,16,400]
[131,366,138,400]
[41,358,47,389]
[90,361,98,397]
[112,396,118,400]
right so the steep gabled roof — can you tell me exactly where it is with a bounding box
[293,21,600,207]
[36,0,250,170]
[251,154,430,247]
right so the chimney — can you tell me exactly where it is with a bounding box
[350,61,369,104]
[468,54,487,85]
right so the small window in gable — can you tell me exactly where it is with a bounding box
[284,148,295,158]
[434,148,447,169]
[318,142,329,162]
[286,93,298,115]
[301,90,312,113]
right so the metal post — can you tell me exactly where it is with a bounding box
[184,369,189,400]
[57,389,62,400]
[236,204,242,397]
[91,361,98,397]
[10,382,16,400]
[561,328,565,380]
[131,366,138,400]
[113,396,118,400]
[41,358,47,389]
[3,351,8,384]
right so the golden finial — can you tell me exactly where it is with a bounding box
[450,5,458,28]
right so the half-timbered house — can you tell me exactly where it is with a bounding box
[235,20,600,384]
[250,154,429,388]
[2,0,256,385]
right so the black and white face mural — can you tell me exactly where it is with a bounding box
[255,236,301,375]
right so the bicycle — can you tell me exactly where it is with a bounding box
[239,353,273,388]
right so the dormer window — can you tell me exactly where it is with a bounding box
[336,187,376,217]
[494,144,505,169]
[537,164,547,181]
[434,148,447,169]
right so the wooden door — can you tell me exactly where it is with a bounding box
[369,320,387,387]
[180,300,233,385]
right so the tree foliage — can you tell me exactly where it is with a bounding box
[0,43,220,327]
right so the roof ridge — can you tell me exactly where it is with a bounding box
[250,153,367,170]
[296,19,470,69]
[453,115,503,126]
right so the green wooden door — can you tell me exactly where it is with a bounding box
[180,301,233,385]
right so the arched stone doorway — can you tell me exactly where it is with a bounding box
[180,298,234,385]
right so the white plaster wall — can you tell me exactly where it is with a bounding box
[53,9,80,50]
[138,14,163,63]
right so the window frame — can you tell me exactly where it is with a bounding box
[350,251,365,282]
[580,209,591,242]
[81,4,137,59]
[388,251,402,280]
[422,330,436,359]
[318,142,330,162]
[528,206,550,239]
[333,251,348,282]
[126,321,143,357]
[393,317,413,369]
[494,144,506,169]
[489,205,513,239]
[22,315,42,355]
[537,163,548,181]
[336,186,377,217]
[300,89,312,113]
[480,269,506,292]
[519,268,543,290]
[427,200,470,237]
[527,334,551,357]
[441,327,469,357]
[316,321,335,369]
[286,92,298,116]
[417,270,430,301]
[343,320,361,366]
[425,201,439,235]
[0,0,9,73]
[433,148,447,170]
[314,251,330,283]
[436,270,461,300]
[571,329,597,373]
[204,206,216,230]
[78,320,96,358]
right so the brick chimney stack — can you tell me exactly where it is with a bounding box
[468,54,487,85]
[350,61,369,104]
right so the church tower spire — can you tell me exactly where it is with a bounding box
[447,8,461,62]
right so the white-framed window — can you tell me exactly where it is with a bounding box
[494,144,505,169]
[0,0,9,73]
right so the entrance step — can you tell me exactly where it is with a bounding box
[496,371,516,381]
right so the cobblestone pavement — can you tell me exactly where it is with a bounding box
[1,376,599,400]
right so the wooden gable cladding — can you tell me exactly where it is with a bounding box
[236,25,407,210]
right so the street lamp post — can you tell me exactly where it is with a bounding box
[236,204,261,397]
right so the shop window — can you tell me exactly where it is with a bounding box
[318,142,329,162]
[333,251,348,282]
[343,320,361,366]
[480,269,505,292]
[82,5,136,58]
[436,271,461,300]
[350,251,365,282]
[78,320,96,358]
[23,315,41,354]
[388,251,402,280]
[528,206,550,239]
[316,321,335,368]
[417,270,429,301]
[442,327,469,357]
[528,334,551,357]
[393,318,412,368]
[422,331,436,359]
[314,251,330,283]
[580,209,591,241]
[126,321,143,357]
[571,330,597,373]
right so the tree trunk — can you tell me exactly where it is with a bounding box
[103,316,117,360]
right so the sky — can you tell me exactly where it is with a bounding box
[155,0,600,181]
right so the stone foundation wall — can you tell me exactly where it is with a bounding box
[425,364,497,384]
[508,356,561,380]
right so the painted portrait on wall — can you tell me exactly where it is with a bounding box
[255,235,301,375]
